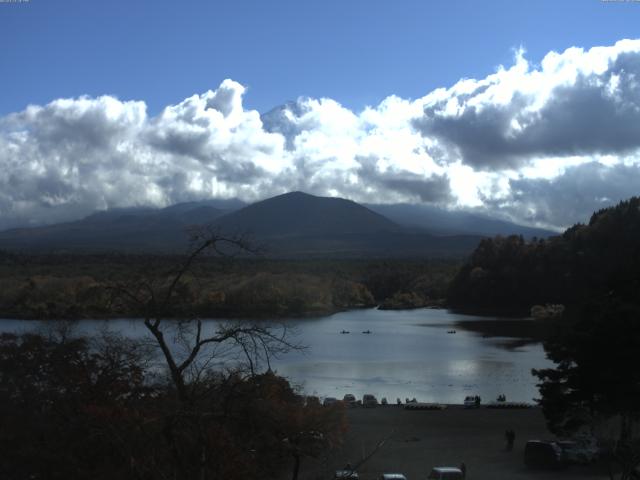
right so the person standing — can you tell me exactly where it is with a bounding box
[506,429,515,451]
[459,462,467,479]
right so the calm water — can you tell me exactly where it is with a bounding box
[0,308,552,404]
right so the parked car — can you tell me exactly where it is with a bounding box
[557,436,599,464]
[343,393,357,407]
[362,394,378,408]
[463,396,478,408]
[334,470,359,479]
[323,397,338,407]
[524,440,565,469]
[427,467,463,479]
[379,474,407,480]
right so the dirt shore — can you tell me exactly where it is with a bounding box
[298,406,608,480]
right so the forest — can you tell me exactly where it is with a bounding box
[447,197,640,316]
[0,253,458,320]
[447,198,640,478]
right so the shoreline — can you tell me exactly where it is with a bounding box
[0,304,536,324]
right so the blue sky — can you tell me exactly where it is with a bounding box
[2,0,639,114]
[2,0,640,231]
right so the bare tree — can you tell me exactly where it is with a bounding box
[108,227,298,404]
[105,228,308,479]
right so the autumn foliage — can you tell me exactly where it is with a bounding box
[0,332,347,480]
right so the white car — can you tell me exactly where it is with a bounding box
[427,467,463,480]
[380,474,407,480]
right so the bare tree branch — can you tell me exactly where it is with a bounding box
[108,227,299,405]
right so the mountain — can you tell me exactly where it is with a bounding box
[214,191,399,237]
[208,192,483,257]
[366,203,556,238]
[0,192,484,257]
[0,203,231,252]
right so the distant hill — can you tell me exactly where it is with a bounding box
[366,203,555,238]
[0,192,484,257]
[0,203,230,253]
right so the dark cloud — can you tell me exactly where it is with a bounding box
[415,93,530,169]
[521,71,640,157]
[146,124,211,160]
[483,162,640,228]
[356,156,453,204]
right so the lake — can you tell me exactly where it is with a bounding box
[0,308,552,404]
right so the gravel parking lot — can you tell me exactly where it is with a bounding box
[297,405,609,480]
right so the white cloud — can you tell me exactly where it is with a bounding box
[414,39,640,171]
[1,39,640,231]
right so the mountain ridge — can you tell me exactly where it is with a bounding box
[213,191,400,238]
[366,203,555,239]
[0,192,552,256]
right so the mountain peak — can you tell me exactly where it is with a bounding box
[272,191,314,199]
[214,191,398,237]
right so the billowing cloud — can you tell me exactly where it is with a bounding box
[414,40,640,170]
[1,40,640,231]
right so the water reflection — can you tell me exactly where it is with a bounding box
[266,308,552,403]
[0,308,552,403]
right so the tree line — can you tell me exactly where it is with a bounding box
[448,197,640,315]
[0,253,459,319]
[448,197,640,479]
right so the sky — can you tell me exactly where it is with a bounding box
[1,0,640,231]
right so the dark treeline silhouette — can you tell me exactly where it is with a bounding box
[448,197,640,315]
[450,197,640,478]
[532,293,640,479]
